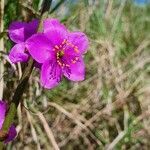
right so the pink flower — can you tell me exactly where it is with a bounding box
[0,101,17,143]
[26,19,89,89]
[8,20,39,63]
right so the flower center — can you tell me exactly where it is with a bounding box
[53,39,80,68]
[56,50,66,67]
[57,50,64,58]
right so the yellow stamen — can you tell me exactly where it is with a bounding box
[55,45,59,49]
[65,64,70,67]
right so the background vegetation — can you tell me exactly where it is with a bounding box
[0,0,150,149]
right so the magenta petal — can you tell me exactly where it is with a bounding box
[25,19,39,40]
[40,60,62,89]
[9,20,38,43]
[8,21,26,43]
[4,124,17,143]
[63,57,85,81]
[26,33,54,63]
[68,32,88,54]
[9,43,29,63]
[44,26,68,47]
[0,101,7,129]
[43,18,67,33]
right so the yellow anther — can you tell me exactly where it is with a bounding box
[74,48,79,53]
[71,59,76,64]
[65,64,70,67]
[58,62,62,66]
[55,45,59,49]
[75,57,79,61]
[70,44,75,47]
[62,39,67,45]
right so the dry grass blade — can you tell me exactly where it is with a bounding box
[48,102,103,146]
[106,131,126,150]
[48,102,86,128]
[37,112,60,150]
[26,111,41,150]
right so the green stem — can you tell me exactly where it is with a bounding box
[0,0,52,149]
